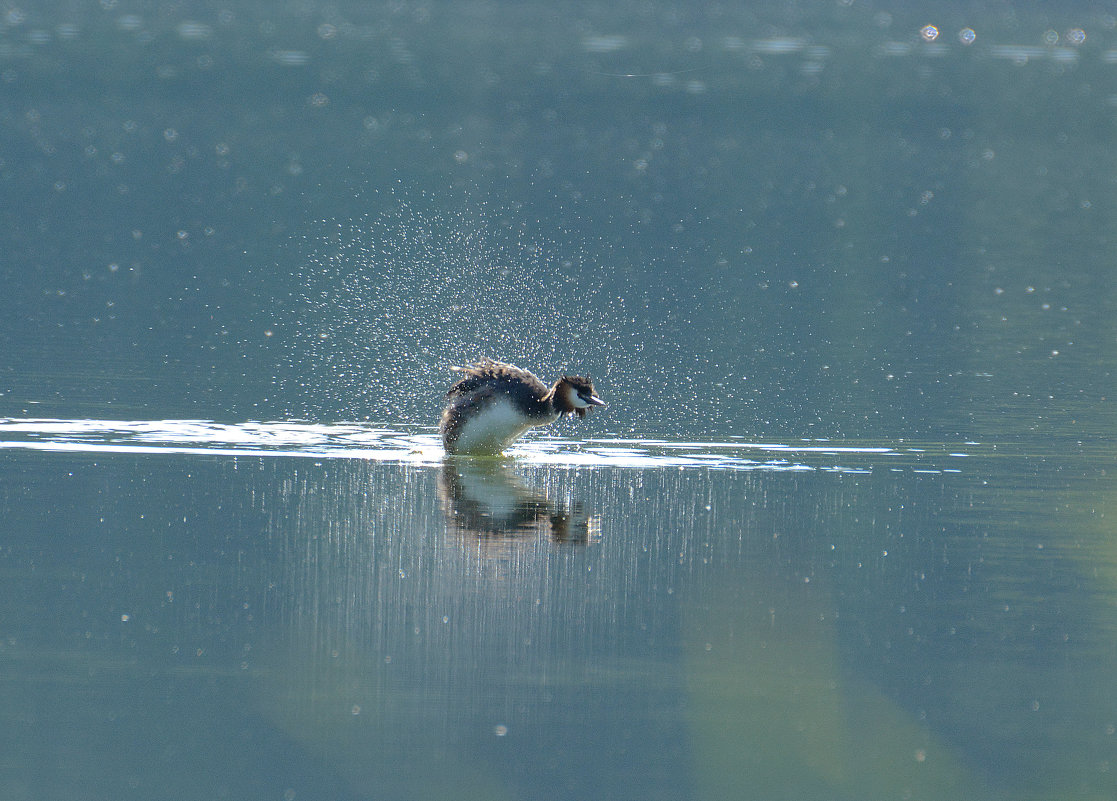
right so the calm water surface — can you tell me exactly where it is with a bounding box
[2,423,1116,800]
[5,1,1117,798]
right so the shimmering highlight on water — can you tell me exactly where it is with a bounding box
[0,418,975,473]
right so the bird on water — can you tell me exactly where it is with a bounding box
[440,358,605,455]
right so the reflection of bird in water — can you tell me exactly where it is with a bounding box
[440,358,605,455]
[438,460,600,548]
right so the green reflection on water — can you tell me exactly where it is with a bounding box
[684,532,973,799]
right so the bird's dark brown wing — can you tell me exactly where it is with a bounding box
[445,359,549,399]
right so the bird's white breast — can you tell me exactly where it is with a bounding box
[451,396,551,454]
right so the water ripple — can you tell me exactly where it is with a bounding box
[0,418,982,473]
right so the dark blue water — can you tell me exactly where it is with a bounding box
[3,3,1117,799]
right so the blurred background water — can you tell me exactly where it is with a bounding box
[3,2,1117,799]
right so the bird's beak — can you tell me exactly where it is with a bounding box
[587,394,606,407]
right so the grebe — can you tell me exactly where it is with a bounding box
[440,358,605,455]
